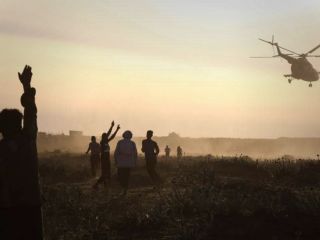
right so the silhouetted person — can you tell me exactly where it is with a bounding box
[165,145,171,159]
[0,65,43,240]
[93,121,120,189]
[142,130,162,186]
[86,136,100,177]
[177,146,183,160]
[114,130,137,196]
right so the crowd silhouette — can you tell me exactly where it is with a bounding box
[0,65,186,239]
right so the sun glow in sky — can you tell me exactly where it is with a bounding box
[1,0,320,137]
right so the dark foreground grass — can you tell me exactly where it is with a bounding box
[39,154,320,240]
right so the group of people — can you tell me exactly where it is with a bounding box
[0,65,184,239]
[86,125,163,195]
[164,145,183,159]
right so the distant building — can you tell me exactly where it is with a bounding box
[168,132,180,139]
[69,130,83,137]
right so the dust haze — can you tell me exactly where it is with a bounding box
[37,132,320,159]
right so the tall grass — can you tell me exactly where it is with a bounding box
[40,153,320,240]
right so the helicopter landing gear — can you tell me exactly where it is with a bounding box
[309,82,312,87]
[288,79,292,84]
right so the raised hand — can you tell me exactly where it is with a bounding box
[18,65,33,87]
[111,121,115,127]
[117,124,120,130]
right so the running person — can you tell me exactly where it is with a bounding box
[86,136,100,177]
[142,130,162,186]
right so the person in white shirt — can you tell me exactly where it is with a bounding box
[114,130,137,196]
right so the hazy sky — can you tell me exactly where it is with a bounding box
[1,0,320,138]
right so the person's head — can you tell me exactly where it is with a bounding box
[101,133,108,142]
[146,130,153,139]
[0,109,23,139]
[122,130,133,140]
[91,136,96,142]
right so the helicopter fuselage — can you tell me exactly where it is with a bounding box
[290,57,319,82]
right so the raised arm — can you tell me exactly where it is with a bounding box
[105,121,115,138]
[19,65,37,140]
[108,124,120,142]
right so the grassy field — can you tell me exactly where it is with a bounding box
[39,153,320,240]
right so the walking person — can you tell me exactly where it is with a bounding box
[93,121,120,189]
[114,130,137,196]
[165,145,171,160]
[0,65,43,240]
[142,130,162,186]
[86,136,101,177]
[177,146,183,160]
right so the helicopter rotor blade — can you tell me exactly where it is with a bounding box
[250,55,279,58]
[258,38,300,55]
[277,45,300,55]
[258,38,273,45]
[250,53,296,59]
[306,55,320,58]
[306,44,320,54]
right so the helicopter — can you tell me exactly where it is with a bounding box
[252,37,320,87]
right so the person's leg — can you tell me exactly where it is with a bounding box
[119,168,130,196]
[93,176,103,189]
[90,156,96,177]
[118,168,128,195]
[93,157,106,188]
[94,155,101,177]
[101,154,111,188]
[118,168,125,188]
[147,159,162,185]
[147,159,157,183]
[125,168,131,189]
[152,161,162,185]
[106,154,111,181]
[97,154,101,170]
[146,159,154,181]
[117,168,122,186]
[101,156,107,184]
[122,168,131,195]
